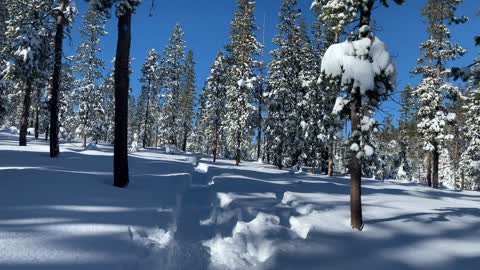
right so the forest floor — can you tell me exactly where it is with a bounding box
[0,132,479,270]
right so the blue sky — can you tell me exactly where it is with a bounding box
[64,0,479,123]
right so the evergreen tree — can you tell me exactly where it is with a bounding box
[225,0,261,165]
[138,49,160,148]
[4,0,54,146]
[49,0,77,157]
[413,0,466,189]
[178,50,196,152]
[319,0,398,230]
[160,24,186,146]
[203,51,228,162]
[264,0,307,169]
[71,0,107,147]
[95,0,143,188]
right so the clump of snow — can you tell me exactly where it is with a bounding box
[84,142,100,151]
[332,96,349,114]
[321,36,396,95]
[217,193,235,208]
[203,212,297,270]
[350,143,360,152]
[165,144,178,154]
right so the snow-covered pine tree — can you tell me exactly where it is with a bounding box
[178,50,196,152]
[4,0,54,146]
[160,24,186,146]
[71,0,107,147]
[225,0,261,165]
[397,84,417,181]
[264,0,306,169]
[99,58,116,143]
[460,54,480,191]
[138,49,160,148]
[94,0,143,188]
[191,86,208,154]
[203,51,229,162]
[58,62,76,140]
[319,0,398,230]
[413,0,466,189]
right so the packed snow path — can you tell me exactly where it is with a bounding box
[0,133,479,270]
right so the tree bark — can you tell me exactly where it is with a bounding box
[426,152,432,187]
[432,146,439,189]
[34,88,40,139]
[113,12,132,188]
[19,81,33,146]
[49,0,68,157]
[350,89,363,230]
[235,129,241,166]
[181,121,188,152]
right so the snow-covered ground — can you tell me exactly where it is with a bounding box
[0,133,479,270]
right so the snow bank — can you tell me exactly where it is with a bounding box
[0,126,19,134]
[203,212,297,270]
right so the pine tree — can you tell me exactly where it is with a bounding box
[178,50,196,152]
[319,0,398,230]
[100,59,116,143]
[225,0,261,165]
[72,0,107,147]
[203,51,228,162]
[138,49,160,148]
[160,24,186,146]
[413,0,466,189]
[460,55,480,190]
[4,0,54,146]
[49,0,77,157]
[59,62,76,140]
[95,0,143,188]
[264,0,307,169]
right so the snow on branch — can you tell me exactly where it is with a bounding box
[321,35,396,96]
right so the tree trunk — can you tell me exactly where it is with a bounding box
[45,123,49,140]
[350,89,363,230]
[34,88,40,139]
[426,153,432,187]
[256,92,262,161]
[143,81,150,148]
[182,121,188,152]
[49,0,68,157]
[235,129,241,166]
[19,81,33,146]
[432,147,439,189]
[113,12,132,188]
[212,124,218,163]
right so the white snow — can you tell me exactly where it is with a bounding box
[321,36,396,95]
[0,133,479,270]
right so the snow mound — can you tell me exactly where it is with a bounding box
[203,212,297,270]
[126,226,174,269]
[84,142,100,151]
[165,144,178,154]
[27,127,35,135]
[0,126,19,134]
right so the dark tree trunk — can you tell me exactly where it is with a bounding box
[34,88,40,139]
[49,0,68,157]
[19,81,33,146]
[426,153,432,187]
[432,147,439,189]
[45,123,49,140]
[256,91,262,161]
[350,89,363,230]
[235,129,241,166]
[181,121,188,152]
[212,124,218,163]
[113,12,132,188]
